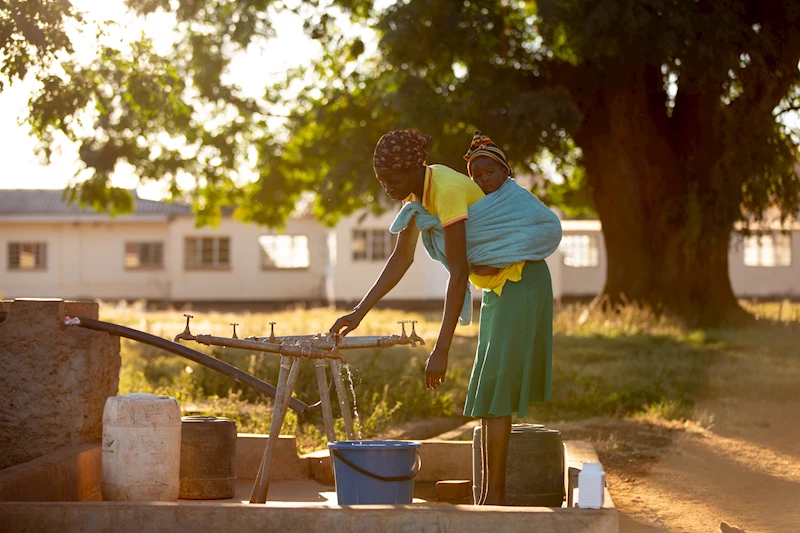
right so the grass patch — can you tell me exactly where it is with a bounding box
[636,397,694,422]
[102,300,800,452]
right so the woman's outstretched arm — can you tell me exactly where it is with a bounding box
[329,219,420,339]
[425,219,469,390]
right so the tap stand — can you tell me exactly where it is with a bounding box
[330,359,356,440]
[313,359,337,443]
[251,357,343,503]
[250,356,300,503]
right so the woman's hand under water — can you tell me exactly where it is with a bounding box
[469,264,501,276]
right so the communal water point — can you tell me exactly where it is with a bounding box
[0,299,618,532]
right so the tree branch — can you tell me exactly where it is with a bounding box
[775,104,800,118]
[735,4,800,112]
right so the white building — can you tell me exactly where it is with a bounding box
[1,190,798,304]
[0,190,329,303]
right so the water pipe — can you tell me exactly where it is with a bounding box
[191,333,343,360]
[174,314,344,360]
[246,320,426,350]
[71,316,315,413]
[0,311,313,414]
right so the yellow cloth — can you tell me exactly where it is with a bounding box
[471,261,525,296]
[406,165,525,294]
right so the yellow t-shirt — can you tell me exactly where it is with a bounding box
[407,165,525,295]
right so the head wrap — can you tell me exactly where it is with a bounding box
[373,129,433,171]
[463,130,512,177]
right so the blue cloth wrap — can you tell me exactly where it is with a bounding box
[390,178,563,326]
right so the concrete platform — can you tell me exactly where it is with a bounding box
[178,480,449,506]
[181,479,336,505]
[0,436,618,532]
[0,499,618,533]
[0,444,101,502]
[179,479,462,505]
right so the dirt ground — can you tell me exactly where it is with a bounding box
[559,399,800,533]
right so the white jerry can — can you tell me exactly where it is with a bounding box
[101,393,182,501]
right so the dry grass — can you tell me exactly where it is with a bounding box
[101,299,800,453]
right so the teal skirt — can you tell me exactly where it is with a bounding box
[463,260,553,419]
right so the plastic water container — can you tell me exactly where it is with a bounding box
[328,440,421,504]
[577,462,606,509]
[101,393,182,501]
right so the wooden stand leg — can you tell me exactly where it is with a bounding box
[249,356,290,503]
[314,359,336,443]
[330,359,356,440]
[250,356,300,503]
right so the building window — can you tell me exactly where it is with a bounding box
[743,233,791,267]
[185,237,230,269]
[560,234,600,267]
[259,235,310,269]
[352,230,398,261]
[8,242,47,271]
[125,242,164,269]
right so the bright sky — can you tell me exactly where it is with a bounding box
[0,0,323,199]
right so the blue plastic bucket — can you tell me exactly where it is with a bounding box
[328,440,422,505]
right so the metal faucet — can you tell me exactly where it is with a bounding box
[397,320,409,341]
[174,314,196,343]
[397,320,420,347]
[408,320,425,346]
[181,316,424,356]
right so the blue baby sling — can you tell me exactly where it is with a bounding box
[390,178,563,325]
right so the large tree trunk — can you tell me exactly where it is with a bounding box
[573,64,752,327]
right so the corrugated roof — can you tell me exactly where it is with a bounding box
[0,189,193,216]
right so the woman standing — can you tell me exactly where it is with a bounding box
[330,129,555,506]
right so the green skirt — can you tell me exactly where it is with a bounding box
[463,260,553,419]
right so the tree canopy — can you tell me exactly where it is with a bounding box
[7,0,800,324]
[0,0,82,90]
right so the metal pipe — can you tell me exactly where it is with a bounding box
[191,334,342,360]
[249,334,417,350]
[58,315,312,414]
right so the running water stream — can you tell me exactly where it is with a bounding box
[342,363,362,439]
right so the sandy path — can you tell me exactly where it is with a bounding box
[561,400,800,533]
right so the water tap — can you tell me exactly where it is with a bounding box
[174,314,196,343]
[397,320,417,347]
[408,320,425,346]
[268,322,277,343]
[230,323,239,339]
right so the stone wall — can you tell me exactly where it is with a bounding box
[0,299,120,470]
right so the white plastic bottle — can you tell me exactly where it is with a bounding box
[577,462,606,509]
[101,393,182,501]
